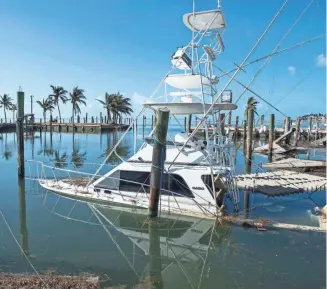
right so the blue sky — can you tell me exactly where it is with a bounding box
[0,0,325,121]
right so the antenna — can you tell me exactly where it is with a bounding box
[218,0,221,9]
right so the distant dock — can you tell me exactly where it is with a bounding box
[0,122,130,133]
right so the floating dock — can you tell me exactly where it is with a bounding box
[236,170,326,196]
[262,158,326,169]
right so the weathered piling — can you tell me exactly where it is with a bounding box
[260,115,265,126]
[268,114,275,152]
[294,118,301,146]
[219,113,225,136]
[184,116,187,132]
[16,90,25,178]
[148,108,170,217]
[187,114,192,133]
[233,116,239,140]
[244,189,250,219]
[242,120,247,152]
[227,111,232,126]
[246,108,254,170]
[315,119,319,141]
[284,116,291,145]
[100,112,103,123]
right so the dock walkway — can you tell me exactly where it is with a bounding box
[236,170,326,196]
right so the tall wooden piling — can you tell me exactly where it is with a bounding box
[246,108,254,170]
[233,116,239,140]
[242,120,247,152]
[149,108,170,217]
[16,90,25,178]
[284,117,291,145]
[260,115,265,127]
[294,118,301,146]
[219,113,225,136]
[268,114,275,152]
[227,111,232,127]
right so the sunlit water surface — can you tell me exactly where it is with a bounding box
[0,127,325,288]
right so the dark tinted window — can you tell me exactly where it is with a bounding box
[96,170,193,198]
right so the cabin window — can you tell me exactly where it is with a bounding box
[201,174,218,197]
[95,170,194,198]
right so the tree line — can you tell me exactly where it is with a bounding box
[0,86,133,123]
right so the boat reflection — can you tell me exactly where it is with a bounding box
[89,203,232,288]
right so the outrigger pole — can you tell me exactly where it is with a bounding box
[168,0,290,169]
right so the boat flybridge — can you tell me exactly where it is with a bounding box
[37,1,240,219]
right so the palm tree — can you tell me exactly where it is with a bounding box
[111,93,133,123]
[49,85,67,123]
[96,93,115,122]
[244,97,259,117]
[69,87,86,125]
[36,98,55,122]
[10,104,17,122]
[0,94,13,123]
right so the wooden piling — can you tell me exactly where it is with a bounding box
[246,108,254,169]
[294,118,301,146]
[268,114,275,152]
[227,111,232,126]
[184,117,187,132]
[148,108,170,217]
[16,90,25,178]
[242,120,247,152]
[187,114,192,133]
[233,116,239,140]
[284,117,291,145]
[219,113,225,136]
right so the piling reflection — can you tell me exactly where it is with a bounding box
[18,177,28,255]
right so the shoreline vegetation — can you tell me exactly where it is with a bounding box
[0,86,133,124]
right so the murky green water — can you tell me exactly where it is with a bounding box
[0,128,325,288]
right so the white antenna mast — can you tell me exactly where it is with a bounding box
[218,0,221,9]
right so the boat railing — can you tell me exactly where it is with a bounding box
[25,160,218,213]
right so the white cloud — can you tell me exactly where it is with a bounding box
[287,65,296,75]
[316,53,326,67]
[130,92,148,113]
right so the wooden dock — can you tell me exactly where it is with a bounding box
[262,158,326,169]
[236,170,326,196]
[0,122,130,133]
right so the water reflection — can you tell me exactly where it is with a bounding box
[1,133,13,160]
[87,203,232,289]
[18,177,28,255]
[98,132,130,163]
